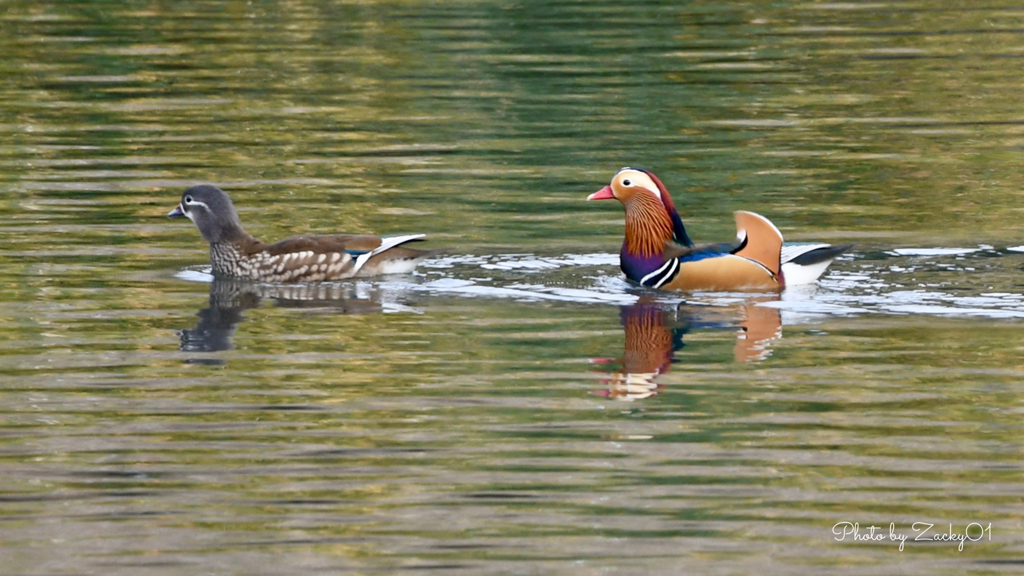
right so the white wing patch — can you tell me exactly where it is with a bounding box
[351,234,426,275]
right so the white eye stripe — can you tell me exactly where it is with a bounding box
[617,170,661,199]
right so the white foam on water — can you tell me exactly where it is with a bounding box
[414,278,638,305]
[889,247,980,256]
[480,252,620,271]
[175,267,214,283]
[170,248,1024,320]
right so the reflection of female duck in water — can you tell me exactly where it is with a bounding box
[178,278,393,354]
[593,297,782,401]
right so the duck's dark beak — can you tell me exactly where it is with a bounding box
[168,204,185,218]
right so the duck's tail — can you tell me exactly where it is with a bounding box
[780,243,854,285]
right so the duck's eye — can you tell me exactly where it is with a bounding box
[184,196,193,204]
[622,179,632,187]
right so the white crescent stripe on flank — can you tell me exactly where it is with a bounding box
[640,258,679,288]
[652,258,679,288]
[640,259,674,286]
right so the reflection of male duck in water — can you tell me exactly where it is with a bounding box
[179,278,392,353]
[591,300,682,401]
[733,299,783,363]
[593,297,782,401]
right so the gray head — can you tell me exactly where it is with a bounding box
[168,185,246,243]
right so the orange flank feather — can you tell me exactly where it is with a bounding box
[661,255,780,292]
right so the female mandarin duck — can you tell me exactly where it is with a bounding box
[169,185,434,282]
[587,168,850,291]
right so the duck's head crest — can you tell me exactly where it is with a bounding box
[588,167,691,247]
[169,184,245,244]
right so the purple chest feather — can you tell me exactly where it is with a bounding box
[620,244,667,283]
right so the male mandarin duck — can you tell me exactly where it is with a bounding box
[587,168,851,291]
[169,185,435,282]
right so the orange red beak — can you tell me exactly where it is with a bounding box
[587,185,615,201]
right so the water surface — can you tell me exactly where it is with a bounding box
[1,1,1022,574]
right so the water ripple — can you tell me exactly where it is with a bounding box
[175,245,1024,319]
